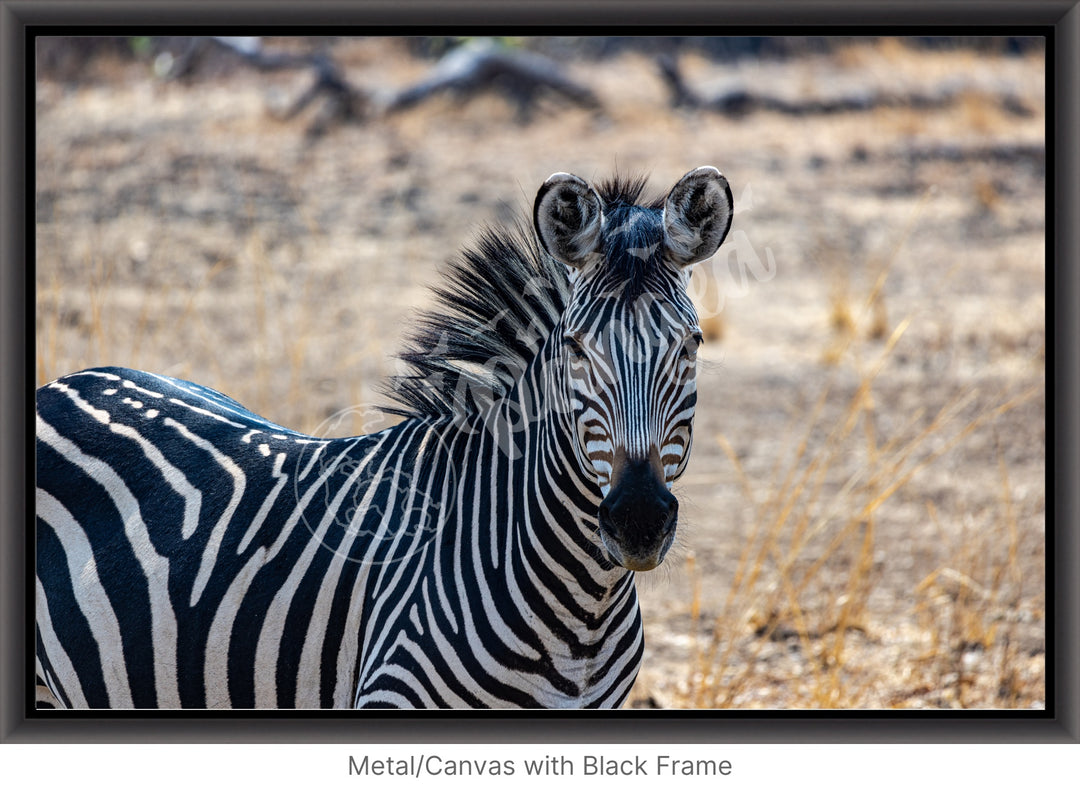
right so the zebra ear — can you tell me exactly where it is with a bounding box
[662,166,734,268]
[533,172,605,272]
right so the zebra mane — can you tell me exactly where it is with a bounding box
[595,172,658,211]
[380,174,663,420]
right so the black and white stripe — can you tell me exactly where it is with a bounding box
[35,166,733,708]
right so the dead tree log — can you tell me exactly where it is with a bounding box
[166,37,602,136]
[384,38,603,122]
[657,52,1033,119]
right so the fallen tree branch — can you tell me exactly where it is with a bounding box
[384,38,602,121]
[657,53,1034,119]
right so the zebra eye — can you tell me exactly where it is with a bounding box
[682,332,703,362]
[564,335,587,362]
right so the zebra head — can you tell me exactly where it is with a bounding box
[534,167,734,572]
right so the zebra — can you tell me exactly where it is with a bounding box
[35,166,734,709]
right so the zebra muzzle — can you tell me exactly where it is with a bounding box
[597,457,679,571]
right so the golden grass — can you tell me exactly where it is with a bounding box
[671,201,1043,709]
[36,228,363,436]
[678,352,1040,708]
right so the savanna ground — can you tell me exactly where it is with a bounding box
[35,36,1046,709]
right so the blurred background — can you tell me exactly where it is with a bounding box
[35,36,1046,709]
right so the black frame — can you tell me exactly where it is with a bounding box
[2,1,1075,743]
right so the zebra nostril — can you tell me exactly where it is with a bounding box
[660,496,678,526]
[597,502,616,535]
[663,504,679,536]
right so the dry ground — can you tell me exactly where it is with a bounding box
[35,37,1046,709]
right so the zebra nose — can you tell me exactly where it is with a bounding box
[597,459,679,571]
[597,492,678,535]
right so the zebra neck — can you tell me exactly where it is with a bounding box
[493,358,631,595]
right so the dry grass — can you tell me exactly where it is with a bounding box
[35,228,382,437]
[661,215,1043,709]
[676,341,1040,708]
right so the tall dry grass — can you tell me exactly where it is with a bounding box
[36,226,379,437]
[670,201,1043,709]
